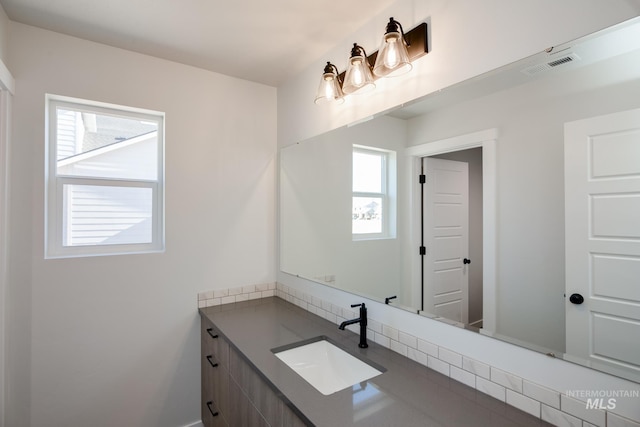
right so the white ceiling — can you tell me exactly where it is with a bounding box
[0,0,399,87]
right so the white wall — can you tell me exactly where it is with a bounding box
[6,22,276,427]
[277,0,640,422]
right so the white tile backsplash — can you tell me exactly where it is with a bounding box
[523,380,560,409]
[382,324,399,341]
[325,311,337,324]
[367,318,382,334]
[462,356,491,380]
[476,377,506,402]
[491,367,523,393]
[542,404,582,427]
[242,284,256,294]
[399,331,417,349]
[197,283,640,427]
[507,389,540,418]
[390,339,408,357]
[408,348,429,367]
[228,287,242,296]
[417,339,438,357]
[213,289,228,298]
[438,347,462,368]
[374,332,391,348]
[427,355,450,377]
[450,365,476,388]
[261,289,275,298]
[220,295,235,305]
[560,395,606,427]
[608,412,640,427]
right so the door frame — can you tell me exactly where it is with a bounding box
[0,57,15,427]
[406,128,497,330]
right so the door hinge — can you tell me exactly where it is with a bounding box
[419,246,426,255]
[419,174,426,184]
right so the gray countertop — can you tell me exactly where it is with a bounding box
[200,297,552,427]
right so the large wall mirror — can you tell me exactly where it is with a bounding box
[280,17,640,383]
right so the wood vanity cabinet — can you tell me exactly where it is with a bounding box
[201,315,307,427]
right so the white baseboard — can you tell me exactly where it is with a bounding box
[180,421,203,427]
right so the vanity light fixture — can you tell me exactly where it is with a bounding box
[373,17,412,77]
[342,43,376,95]
[314,61,345,104]
[313,18,428,104]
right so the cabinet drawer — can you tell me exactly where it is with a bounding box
[202,399,229,427]
[201,318,229,368]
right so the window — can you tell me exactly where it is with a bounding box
[352,145,396,239]
[45,95,164,258]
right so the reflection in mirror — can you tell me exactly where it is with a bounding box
[352,145,396,240]
[280,17,640,382]
[281,116,408,307]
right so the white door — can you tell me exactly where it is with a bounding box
[423,157,469,324]
[565,108,640,378]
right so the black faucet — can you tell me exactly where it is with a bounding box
[339,303,368,348]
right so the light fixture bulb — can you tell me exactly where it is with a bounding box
[342,43,376,95]
[383,35,401,68]
[314,62,344,104]
[373,18,412,78]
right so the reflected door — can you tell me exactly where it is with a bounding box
[564,108,640,376]
[422,157,469,324]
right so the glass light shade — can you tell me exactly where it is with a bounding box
[373,29,412,77]
[342,53,375,95]
[314,63,344,104]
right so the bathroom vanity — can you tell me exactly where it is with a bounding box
[200,297,553,426]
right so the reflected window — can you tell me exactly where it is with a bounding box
[352,145,396,239]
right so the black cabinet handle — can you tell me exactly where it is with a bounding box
[463,258,471,265]
[206,401,219,417]
[569,293,584,305]
[206,355,218,368]
[206,328,219,339]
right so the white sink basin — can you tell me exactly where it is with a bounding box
[273,337,384,395]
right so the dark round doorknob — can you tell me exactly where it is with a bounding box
[463,258,471,265]
[569,293,584,305]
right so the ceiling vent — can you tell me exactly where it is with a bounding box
[521,53,581,76]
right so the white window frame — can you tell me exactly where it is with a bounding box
[352,144,396,241]
[45,95,165,258]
